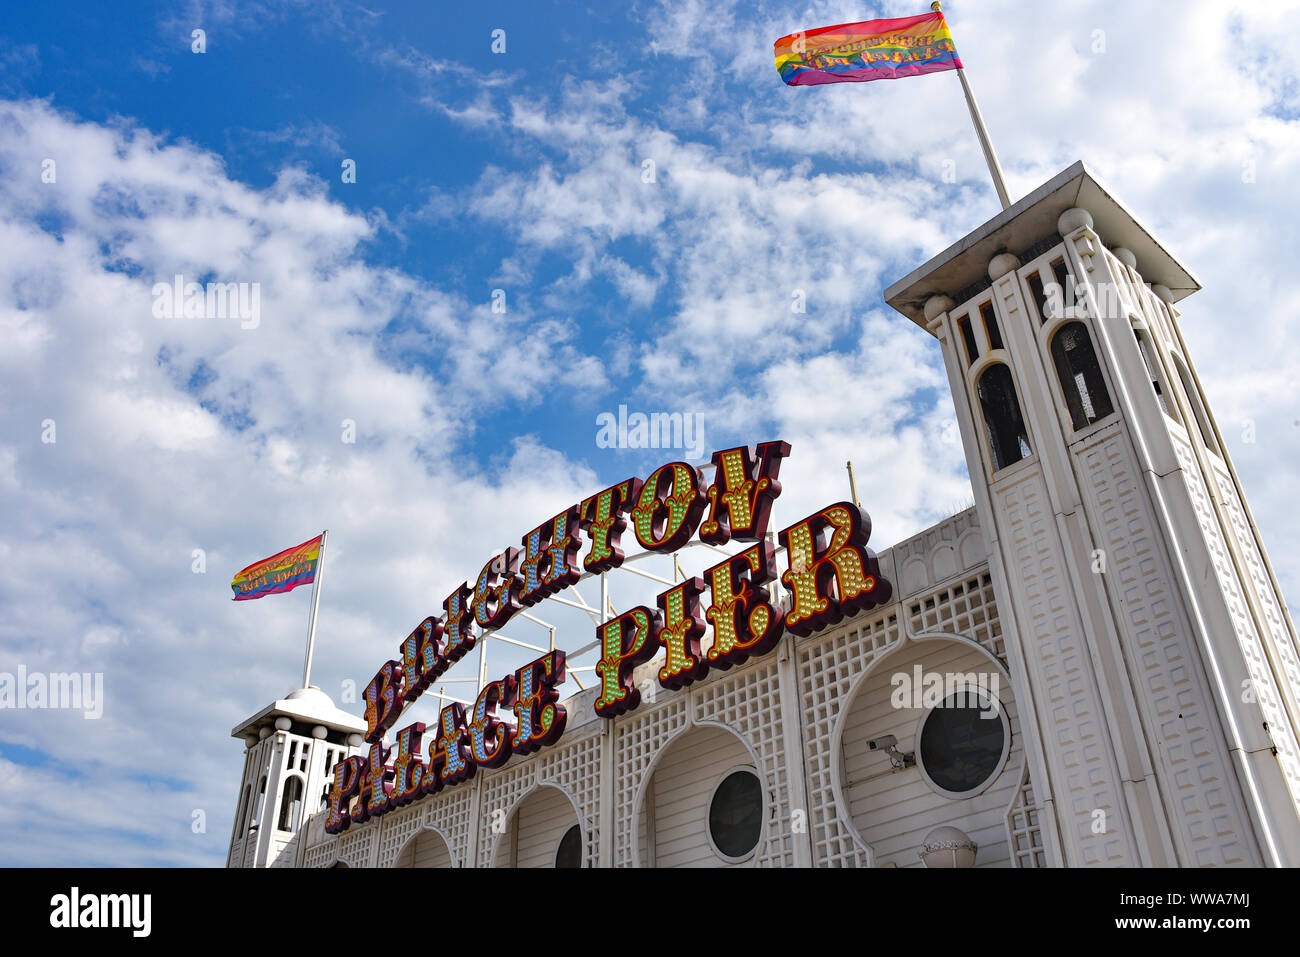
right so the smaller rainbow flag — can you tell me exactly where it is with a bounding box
[231,534,323,601]
[775,11,962,87]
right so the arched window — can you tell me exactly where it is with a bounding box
[555,825,582,868]
[1050,322,1114,430]
[979,301,1003,350]
[236,784,252,834]
[976,364,1031,471]
[957,315,979,365]
[278,776,304,833]
[1132,327,1172,417]
[320,748,337,811]
[251,775,267,829]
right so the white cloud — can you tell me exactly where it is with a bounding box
[0,97,611,865]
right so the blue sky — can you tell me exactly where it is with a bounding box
[1,0,1299,866]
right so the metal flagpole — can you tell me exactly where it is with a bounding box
[301,529,328,688]
[933,2,1012,210]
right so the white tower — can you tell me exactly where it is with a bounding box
[886,161,1300,867]
[227,686,366,868]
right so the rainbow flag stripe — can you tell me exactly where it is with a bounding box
[775,11,962,87]
[231,534,322,601]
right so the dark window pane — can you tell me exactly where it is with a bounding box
[709,770,763,858]
[253,775,267,824]
[1133,328,1172,417]
[278,777,303,832]
[920,693,1006,794]
[1026,271,1049,324]
[1051,259,1073,313]
[1051,322,1114,430]
[957,316,979,366]
[555,824,582,868]
[977,364,1031,470]
[980,302,1003,350]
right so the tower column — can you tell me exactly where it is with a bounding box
[886,161,1300,866]
[925,276,1148,866]
[1060,216,1300,864]
[926,293,1067,867]
[252,724,289,867]
[228,686,366,868]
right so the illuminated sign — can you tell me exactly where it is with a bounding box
[325,441,892,833]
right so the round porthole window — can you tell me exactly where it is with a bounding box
[916,692,1009,798]
[554,824,582,868]
[707,767,763,861]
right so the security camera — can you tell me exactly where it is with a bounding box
[868,734,915,769]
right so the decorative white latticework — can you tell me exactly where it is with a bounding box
[907,573,1006,667]
[333,822,375,868]
[377,802,435,869]
[613,695,690,867]
[691,658,792,867]
[1006,765,1046,868]
[476,757,539,867]
[474,724,601,867]
[534,726,603,868]
[302,837,337,869]
[796,610,901,867]
[418,785,474,867]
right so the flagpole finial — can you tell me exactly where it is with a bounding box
[931,2,942,10]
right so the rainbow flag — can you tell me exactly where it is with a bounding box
[775,11,961,87]
[231,534,323,601]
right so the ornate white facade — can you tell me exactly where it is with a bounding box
[228,162,1300,868]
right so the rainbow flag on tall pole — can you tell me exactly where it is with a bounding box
[231,530,330,687]
[774,2,1012,209]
